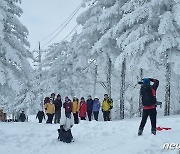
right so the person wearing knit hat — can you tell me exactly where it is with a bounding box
[93,97,101,121]
[86,95,93,121]
[138,78,159,136]
[54,94,62,124]
[72,96,80,124]
[63,96,72,118]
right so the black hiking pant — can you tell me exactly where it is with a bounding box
[54,110,61,124]
[46,113,54,124]
[38,117,43,123]
[73,113,79,124]
[80,117,86,120]
[87,110,92,121]
[103,111,110,121]
[139,108,157,130]
[93,111,99,121]
[65,112,71,118]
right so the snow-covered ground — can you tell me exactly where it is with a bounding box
[0,115,180,154]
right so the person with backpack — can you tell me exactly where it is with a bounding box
[58,115,74,143]
[102,94,113,121]
[36,110,45,123]
[54,94,62,124]
[44,99,55,124]
[63,96,72,118]
[86,95,94,121]
[92,96,101,121]
[79,97,87,120]
[19,111,26,122]
[138,78,159,136]
[72,96,80,124]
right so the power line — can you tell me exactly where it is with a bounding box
[61,24,79,41]
[41,3,82,48]
[40,3,82,43]
[65,27,82,41]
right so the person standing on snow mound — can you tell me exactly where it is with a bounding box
[45,99,55,124]
[54,94,62,124]
[79,97,87,120]
[58,115,74,143]
[102,94,113,121]
[86,95,93,121]
[63,96,72,118]
[93,96,101,121]
[72,96,80,124]
[138,78,159,136]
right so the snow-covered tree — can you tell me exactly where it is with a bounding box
[0,0,34,114]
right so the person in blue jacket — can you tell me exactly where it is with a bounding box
[86,95,94,121]
[92,96,101,121]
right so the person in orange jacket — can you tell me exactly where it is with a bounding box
[79,97,87,120]
[44,99,55,124]
[72,96,80,124]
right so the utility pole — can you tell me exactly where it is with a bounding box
[164,49,171,116]
[93,64,97,97]
[139,68,143,117]
[34,42,44,110]
[120,58,126,120]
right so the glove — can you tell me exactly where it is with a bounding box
[101,109,104,112]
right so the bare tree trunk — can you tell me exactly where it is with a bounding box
[120,58,126,120]
[107,55,112,98]
[164,49,171,116]
[139,68,143,117]
[93,65,98,97]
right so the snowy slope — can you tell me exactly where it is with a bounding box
[0,115,180,154]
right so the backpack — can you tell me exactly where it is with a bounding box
[141,85,156,106]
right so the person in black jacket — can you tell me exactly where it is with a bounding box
[86,95,94,121]
[138,78,159,136]
[36,110,45,123]
[54,94,62,124]
[19,111,26,122]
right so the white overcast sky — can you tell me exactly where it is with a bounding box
[19,0,82,51]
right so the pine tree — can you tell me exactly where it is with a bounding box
[0,0,33,113]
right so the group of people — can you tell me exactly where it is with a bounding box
[36,77,159,143]
[41,93,113,124]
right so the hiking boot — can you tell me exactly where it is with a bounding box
[151,128,156,135]
[138,128,143,136]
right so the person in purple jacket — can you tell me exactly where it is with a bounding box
[93,96,101,121]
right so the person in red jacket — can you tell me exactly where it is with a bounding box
[63,96,72,118]
[79,97,87,120]
[138,78,159,136]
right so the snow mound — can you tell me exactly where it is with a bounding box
[0,115,180,154]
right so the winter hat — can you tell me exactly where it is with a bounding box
[81,97,85,100]
[51,93,55,97]
[143,78,150,85]
[94,96,99,99]
[57,94,61,98]
[65,96,69,99]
